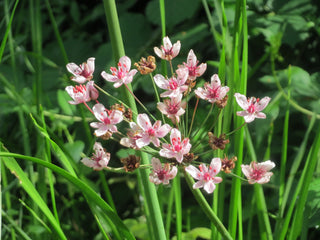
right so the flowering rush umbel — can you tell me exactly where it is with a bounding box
[64,36,274,193]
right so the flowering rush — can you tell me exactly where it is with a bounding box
[132,113,171,148]
[64,36,275,194]
[234,93,271,123]
[182,49,207,81]
[66,57,95,83]
[65,81,98,105]
[185,158,223,194]
[160,128,192,163]
[101,56,138,88]
[154,36,181,61]
[195,74,229,104]
[154,67,189,98]
[81,142,110,171]
[241,160,275,184]
[90,103,123,137]
[149,158,177,185]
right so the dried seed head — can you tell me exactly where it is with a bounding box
[124,108,133,121]
[208,132,230,150]
[111,103,126,113]
[216,95,228,108]
[183,153,198,163]
[121,155,141,172]
[111,103,132,121]
[134,56,156,75]
[221,156,237,173]
[183,79,197,96]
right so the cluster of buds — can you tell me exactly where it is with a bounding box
[65,36,275,194]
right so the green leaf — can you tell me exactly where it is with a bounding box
[0,144,67,240]
[57,89,76,116]
[0,151,136,240]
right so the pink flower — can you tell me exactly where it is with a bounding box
[195,74,229,103]
[157,94,186,124]
[241,160,275,184]
[234,93,271,123]
[65,81,97,105]
[135,114,171,148]
[149,158,178,185]
[185,158,223,194]
[81,142,110,171]
[66,57,95,83]
[160,128,191,163]
[182,50,207,81]
[154,67,189,98]
[120,122,143,149]
[90,103,123,136]
[154,36,181,61]
[101,56,138,88]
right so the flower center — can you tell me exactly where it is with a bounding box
[156,169,167,180]
[167,103,179,114]
[247,104,255,114]
[169,78,178,90]
[251,167,265,180]
[73,85,86,93]
[208,86,220,99]
[101,111,111,125]
[203,172,211,181]
[171,137,182,152]
[147,128,155,136]
[187,65,197,77]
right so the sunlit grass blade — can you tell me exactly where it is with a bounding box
[30,114,78,176]
[279,66,291,208]
[173,172,182,240]
[279,114,316,218]
[287,122,320,239]
[165,186,175,239]
[276,119,320,240]
[102,1,166,239]
[0,151,136,240]
[0,146,67,240]
[228,0,247,238]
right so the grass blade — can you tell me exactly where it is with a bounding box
[0,150,136,240]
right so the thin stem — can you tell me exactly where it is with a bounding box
[83,102,94,115]
[191,103,214,138]
[225,122,246,136]
[187,97,199,137]
[183,170,232,240]
[102,1,166,239]
[124,84,157,121]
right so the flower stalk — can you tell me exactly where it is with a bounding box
[102,1,166,239]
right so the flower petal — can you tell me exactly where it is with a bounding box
[234,93,249,110]
[185,165,201,180]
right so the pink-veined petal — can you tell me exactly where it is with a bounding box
[204,181,216,194]
[193,180,205,189]
[234,93,249,110]
[185,165,201,180]
[255,96,271,112]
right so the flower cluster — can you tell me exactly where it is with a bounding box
[65,36,275,194]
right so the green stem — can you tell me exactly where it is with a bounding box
[102,1,166,239]
[279,65,291,208]
[183,170,232,240]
